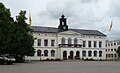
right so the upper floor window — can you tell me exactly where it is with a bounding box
[83,41,86,47]
[106,44,107,47]
[94,41,97,47]
[74,38,78,44]
[114,43,116,46]
[99,41,102,48]
[61,38,65,44]
[44,39,48,46]
[68,38,72,44]
[88,41,91,47]
[37,39,41,46]
[51,40,55,46]
[68,38,72,47]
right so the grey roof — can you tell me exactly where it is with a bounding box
[31,26,106,36]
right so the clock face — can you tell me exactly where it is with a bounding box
[63,26,66,29]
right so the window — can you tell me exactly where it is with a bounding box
[61,38,65,44]
[94,51,97,57]
[114,54,117,58]
[94,41,97,47]
[44,39,48,46]
[99,41,102,48]
[114,48,116,51]
[44,50,48,56]
[68,38,72,44]
[106,44,107,47]
[74,38,78,44]
[111,49,113,51]
[37,50,41,56]
[37,39,41,46]
[68,38,72,47]
[82,51,86,57]
[51,40,55,46]
[114,43,116,46]
[83,41,86,47]
[88,51,92,57]
[88,41,91,47]
[51,50,55,57]
[99,51,102,57]
[106,49,107,52]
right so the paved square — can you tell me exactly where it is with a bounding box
[0,61,120,73]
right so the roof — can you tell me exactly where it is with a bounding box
[31,26,106,36]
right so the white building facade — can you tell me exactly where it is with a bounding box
[26,15,107,60]
[106,40,120,60]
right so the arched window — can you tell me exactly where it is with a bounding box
[99,51,102,57]
[94,51,97,57]
[37,50,41,56]
[61,37,65,44]
[82,50,86,57]
[88,50,92,57]
[68,38,72,47]
[68,38,72,44]
[74,38,78,44]
[44,50,48,56]
[51,50,55,57]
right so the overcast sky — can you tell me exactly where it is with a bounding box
[1,0,120,40]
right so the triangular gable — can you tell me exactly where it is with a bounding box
[58,30,81,35]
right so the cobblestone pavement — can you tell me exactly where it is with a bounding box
[0,61,120,73]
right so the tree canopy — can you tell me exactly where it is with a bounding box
[0,2,35,61]
[116,46,120,57]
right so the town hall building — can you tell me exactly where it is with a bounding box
[26,15,107,60]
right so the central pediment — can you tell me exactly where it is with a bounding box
[58,30,80,35]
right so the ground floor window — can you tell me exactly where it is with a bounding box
[37,50,41,56]
[44,50,48,56]
[94,51,97,57]
[88,51,92,57]
[99,51,102,57]
[51,50,55,57]
[82,50,86,57]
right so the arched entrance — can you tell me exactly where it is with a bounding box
[69,51,74,59]
[63,51,67,60]
[76,51,80,59]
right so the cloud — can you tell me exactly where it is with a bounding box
[108,0,120,17]
[36,0,120,40]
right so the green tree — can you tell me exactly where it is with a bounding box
[0,3,14,54]
[116,46,120,60]
[11,10,35,62]
[0,3,35,62]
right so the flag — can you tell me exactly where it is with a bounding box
[29,12,32,26]
[109,20,112,31]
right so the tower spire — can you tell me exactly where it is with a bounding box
[58,15,68,31]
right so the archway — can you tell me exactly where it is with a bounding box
[63,51,67,60]
[76,51,80,59]
[69,51,74,59]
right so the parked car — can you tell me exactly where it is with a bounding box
[0,55,15,65]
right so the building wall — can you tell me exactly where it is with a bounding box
[106,40,120,60]
[25,31,107,60]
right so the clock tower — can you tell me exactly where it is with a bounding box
[58,15,68,31]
